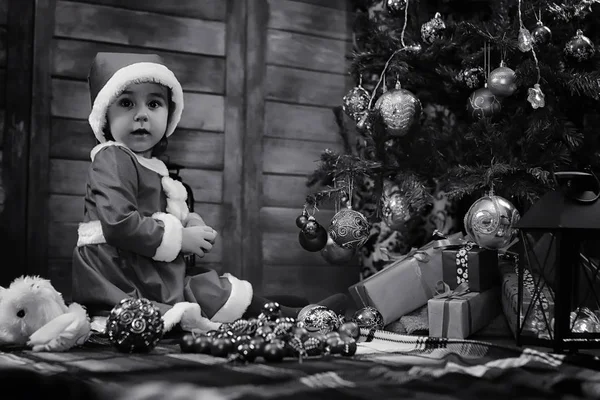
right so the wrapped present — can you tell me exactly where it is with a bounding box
[428,281,501,339]
[349,232,466,325]
[499,261,555,340]
[441,242,499,292]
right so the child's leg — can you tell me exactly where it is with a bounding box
[243,293,350,319]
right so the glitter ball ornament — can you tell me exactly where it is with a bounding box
[385,0,407,16]
[381,180,412,231]
[421,12,446,44]
[353,307,384,330]
[487,61,517,97]
[564,29,595,62]
[342,85,370,122]
[527,84,545,109]
[463,194,520,250]
[518,27,534,52]
[106,298,164,353]
[531,21,552,45]
[328,208,370,250]
[466,87,501,120]
[297,305,342,334]
[321,233,357,265]
[374,81,422,137]
[457,67,485,89]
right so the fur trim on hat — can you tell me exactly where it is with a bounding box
[210,273,253,323]
[88,62,184,143]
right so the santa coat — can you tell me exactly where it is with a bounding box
[72,142,252,323]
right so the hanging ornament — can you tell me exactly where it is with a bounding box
[295,209,309,229]
[352,306,384,330]
[420,12,446,44]
[527,83,545,109]
[321,233,357,265]
[356,112,372,133]
[456,67,485,89]
[487,61,517,97]
[374,81,422,137]
[328,207,370,250]
[106,298,164,353]
[531,21,552,45]
[302,216,321,239]
[564,29,596,62]
[463,192,520,250]
[518,27,534,52]
[299,216,327,252]
[385,0,407,16]
[466,86,502,120]
[342,82,370,122]
[381,179,412,231]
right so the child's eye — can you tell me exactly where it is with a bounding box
[118,98,133,108]
[148,100,163,109]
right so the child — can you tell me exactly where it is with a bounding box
[72,52,349,332]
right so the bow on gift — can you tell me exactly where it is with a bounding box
[433,280,473,337]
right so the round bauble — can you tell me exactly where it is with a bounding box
[385,0,407,16]
[564,29,595,62]
[342,85,370,122]
[352,306,384,331]
[374,83,422,137]
[328,208,370,250]
[531,21,552,45]
[381,180,412,231]
[463,194,520,250]
[487,63,517,97]
[321,233,357,265]
[106,297,164,353]
[421,12,446,44]
[457,67,485,89]
[466,87,501,120]
[298,225,327,252]
[297,305,341,335]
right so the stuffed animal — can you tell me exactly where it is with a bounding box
[0,276,91,352]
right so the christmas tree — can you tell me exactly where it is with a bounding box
[299,0,600,274]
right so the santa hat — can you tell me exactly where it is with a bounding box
[87,52,184,143]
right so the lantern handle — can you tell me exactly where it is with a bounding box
[553,170,600,204]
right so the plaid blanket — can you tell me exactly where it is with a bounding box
[2,329,600,400]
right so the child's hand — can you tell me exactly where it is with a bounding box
[185,212,206,228]
[181,226,217,257]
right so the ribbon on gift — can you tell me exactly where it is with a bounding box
[435,241,478,287]
[433,280,473,337]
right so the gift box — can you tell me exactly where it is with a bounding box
[499,261,555,340]
[441,243,499,292]
[428,282,501,339]
[349,232,466,325]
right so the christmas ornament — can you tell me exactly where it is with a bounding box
[421,12,446,44]
[263,342,285,362]
[352,306,384,330]
[457,67,485,89]
[236,342,259,362]
[321,233,357,265]
[328,207,370,250]
[106,297,164,353]
[570,307,600,333]
[518,27,534,52]
[381,180,411,231]
[192,334,212,354]
[564,29,595,62]
[466,87,501,120]
[295,209,309,229]
[341,337,358,356]
[211,336,234,357]
[374,81,422,137]
[297,305,341,334]
[339,321,360,339]
[527,84,545,109]
[302,216,321,239]
[180,333,196,353]
[304,336,326,356]
[463,193,520,250]
[356,112,372,133]
[298,221,327,252]
[385,0,407,16]
[531,21,552,45]
[487,61,517,97]
[342,84,371,122]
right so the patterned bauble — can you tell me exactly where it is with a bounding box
[466,87,501,120]
[303,336,326,356]
[106,298,164,353]
[421,12,446,44]
[340,337,358,357]
[487,62,517,97]
[531,21,552,45]
[352,306,384,330]
[381,180,412,231]
[374,82,422,137]
[463,194,520,250]
[321,233,357,265]
[342,85,370,122]
[385,0,407,16]
[564,29,595,62]
[328,208,370,250]
[457,67,485,89]
[297,305,341,334]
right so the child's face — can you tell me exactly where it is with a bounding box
[106,82,169,156]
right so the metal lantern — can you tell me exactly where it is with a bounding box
[513,171,600,352]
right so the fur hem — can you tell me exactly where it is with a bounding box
[88,62,184,143]
[152,212,183,262]
[210,273,254,323]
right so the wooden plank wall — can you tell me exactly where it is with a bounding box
[259,0,358,302]
[47,0,231,297]
[0,0,6,213]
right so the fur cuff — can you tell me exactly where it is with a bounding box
[77,220,106,246]
[152,212,183,262]
[211,273,253,323]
